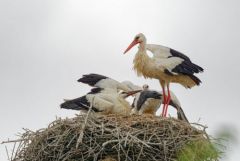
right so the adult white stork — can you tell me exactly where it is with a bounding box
[124,33,203,117]
[60,87,141,115]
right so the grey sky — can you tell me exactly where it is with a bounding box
[0,0,239,160]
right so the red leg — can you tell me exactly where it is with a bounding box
[164,84,171,117]
[161,89,166,117]
[161,85,167,117]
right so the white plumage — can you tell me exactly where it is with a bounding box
[86,89,134,115]
[154,57,184,74]
[61,87,141,115]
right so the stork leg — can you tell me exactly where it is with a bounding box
[164,83,171,117]
[160,80,167,117]
[161,87,166,117]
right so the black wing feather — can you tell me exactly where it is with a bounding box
[87,87,103,94]
[78,73,108,86]
[170,48,191,62]
[169,48,204,75]
[60,95,101,112]
[171,61,203,85]
[172,61,203,75]
[163,47,204,86]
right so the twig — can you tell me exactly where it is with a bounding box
[128,134,151,148]
[102,139,121,148]
[5,146,10,161]
[1,139,26,144]
[76,96,95,148]
[191,122,208,130]
[10,142,16,161]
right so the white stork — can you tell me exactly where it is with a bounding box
[60,87,141,115]
[124,33,203,117]
[133,90,189,122]
[124,82,189,122]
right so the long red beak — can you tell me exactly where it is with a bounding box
[126,90,142,96]
[124,39,139,54]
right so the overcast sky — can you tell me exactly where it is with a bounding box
[0,0,239,160]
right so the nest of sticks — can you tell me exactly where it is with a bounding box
[7,114,220,161]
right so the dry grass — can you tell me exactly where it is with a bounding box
[4,114,219,161]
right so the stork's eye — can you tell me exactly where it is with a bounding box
[135,36,140,40]
[121,92,127,95]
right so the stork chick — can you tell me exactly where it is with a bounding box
[131,90,162,115]
[60,87,141,115]
[132,90,189,122]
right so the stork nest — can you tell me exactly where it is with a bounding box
[6,114,221,161]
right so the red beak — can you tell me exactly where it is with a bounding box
[124,39,139,54]
[126,90,142,96]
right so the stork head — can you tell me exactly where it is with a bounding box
[119,90,142,98]
[124,33,146,54]
[147,91,162,100]
[142,84,149,90]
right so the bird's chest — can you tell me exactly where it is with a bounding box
[141,99,161,114]
[113,101,130,115]
[133,52,181,82]
[133,54,156,78]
